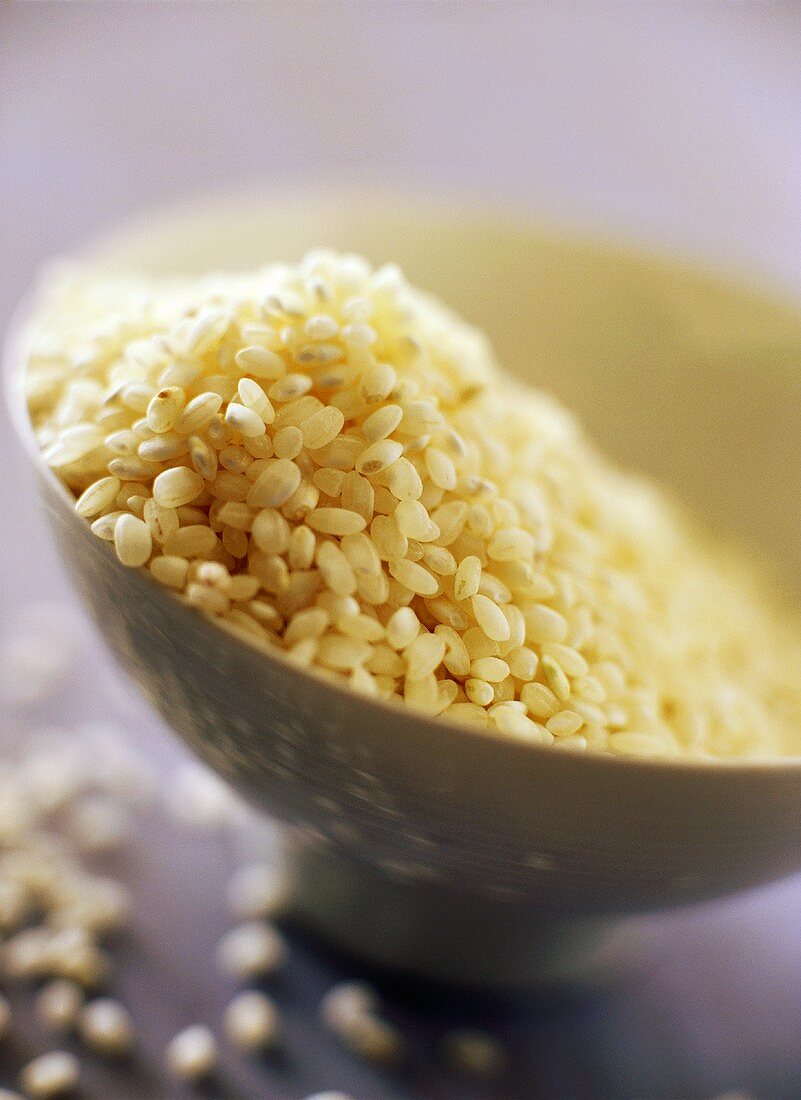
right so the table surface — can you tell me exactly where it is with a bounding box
[3,6,801,1098]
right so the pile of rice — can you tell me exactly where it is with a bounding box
[24,251,801,758]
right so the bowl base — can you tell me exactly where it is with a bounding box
[280,835,642,989]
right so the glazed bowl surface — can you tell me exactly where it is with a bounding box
[8,192,801,982]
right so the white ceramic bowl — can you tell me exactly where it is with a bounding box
[7,192,801,985]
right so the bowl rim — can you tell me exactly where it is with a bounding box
[6,187,801,777]
[36,183,801,308]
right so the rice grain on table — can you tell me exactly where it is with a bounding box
[224,990,280,1053]
[165,1025,217,1082]
[215,921,286,980]
[19,1052,80,1098]
[78,998,135,1056]
[35,980,85,1033]
[26,251,801,759]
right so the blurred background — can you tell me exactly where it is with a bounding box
[1,4,801,1098]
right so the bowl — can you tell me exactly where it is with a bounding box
[7,191,801,986]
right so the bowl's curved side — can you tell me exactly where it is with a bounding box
[39,470,801,916]
[9,193,801,928]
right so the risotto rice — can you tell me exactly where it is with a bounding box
[24,251,801,759]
